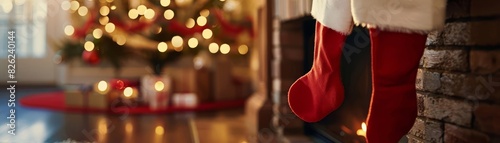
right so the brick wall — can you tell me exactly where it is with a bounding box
[408,0,500,142]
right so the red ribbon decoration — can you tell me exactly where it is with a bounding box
[72,10,96,39]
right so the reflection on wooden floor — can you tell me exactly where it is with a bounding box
[0,87,248,143]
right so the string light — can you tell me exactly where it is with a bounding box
[137,5,147,15]
[128,9,139,19]
[220,44,230,54]
[202,29,213,39]
[110,5,117,10]
[154,81,165,91]
[100,6,110,16]
[209,43,219,53]
[116,35,127,45]
[160,0,171,7]
[99,16,109,25]
[238,45,249,55]
[64,25,74,36]
[93,29,103,39]
[97,81,108,92]
[199,9,210,17]
[164,9,174,20]
[78,6,88,16]
[186,18,195,28]
[61,1,71,10]
[157,42,168,52]
[105,23,115,33]
[188,38,198,48]
[84,41,95,51]
[70,1,79,11]
[155,126,164,135]
[171,36,183,47]
[123,87,133,97]
[196,16,207,26]
[144,8,155,19]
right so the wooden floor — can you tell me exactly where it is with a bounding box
[0,87,248,143]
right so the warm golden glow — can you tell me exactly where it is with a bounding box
[61,1,71,10]
[128,9,139,19]
[200,9,210,17]
[100,6,110,16]
[84,41,95,51]
[116,35,126,45]
[70,1,80,11]
[64,25,74,36]
[196,16,207,26]
[238,45,249,55]
[110,5,116,10]
[78,6,88,16]
[356,122,367,137]
[125,122,133,133]
[186,18,195,28]
[160,0,171,7]
[156,27,163,34]
[98,120,107,134]
[202,29,213,39]
[157,42,168,52]
[171,36,183,47]
[163,9,175,20]
[137,5,147,15]
[220,43,230,54]
[154,81,165,92]
[105,0,114,3]
[123,87,133,97]
[144,8,155,19]
[155,126,164,135]
[209,43,219,53]
[105,23,115,33]
[97,80,108,92]
[188,38,198,48]
[99,16,109,25]
[93,29,103,39]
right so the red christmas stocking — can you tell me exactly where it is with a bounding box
[366,28,427,142]
[288,22,346,122]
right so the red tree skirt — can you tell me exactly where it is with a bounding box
[20,92,246,114]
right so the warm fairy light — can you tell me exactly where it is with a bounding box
[125,122,133,133]
[155,27,163,34]
[196,16,207,26]
[144,8,155,19]
[99,16,109,25]
[157,42,168,52]
[93,29,103,39]
[70,1,79,11]
[84,41,95,51]
[105,0,114,3]
[163,9,175,20]
[97,81,108,92]
[160,0,171,7]
[188,38,198,48]
[100,6,110,16]
[78,6,88,16]
[356,122,367,137]
[200,9,210,17]
[220,0,226,1]
[123,87,133,97]
[220,43,230,54]
[209,43,219,53]
[98,119,107,134]
[105,23,115,33]
[128,9,139,19]
[116,35,126,45]
[238,45,248,55]
[186,18,195,28]
[137,5,147,15]
[171,36,183,47]
[202,29,213,39]
[64,25,74,36]
[61,1,71,10]
[155,126,164,135]
[110,5,116,10]
[154,81,165,92]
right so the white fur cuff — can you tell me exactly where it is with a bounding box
[311,0,353,35]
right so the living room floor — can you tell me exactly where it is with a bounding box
[0,87,248,143]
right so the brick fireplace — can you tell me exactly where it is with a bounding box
[268,0,500,142]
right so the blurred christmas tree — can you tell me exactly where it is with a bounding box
[58,0,253,75]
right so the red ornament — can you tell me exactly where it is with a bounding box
[82,50,100,65]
